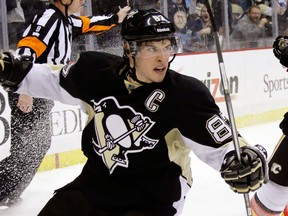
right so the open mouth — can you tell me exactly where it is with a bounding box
[154,66,166,73]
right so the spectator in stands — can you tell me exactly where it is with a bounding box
[231,2,244,31]
[187,5,215,51]
[230,5,268,48]
[232,0,253,11]
[277,0,288,35]
[249,0,287,37]
[168,0,190,51]
[255,0,288,37]
[185,0,197,15]
[254,0,272,16]
[0,0,130,207]
[186,0,199,17]
[253,0,274,36]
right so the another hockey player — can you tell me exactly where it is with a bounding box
[250,35,288,216]
[0,0,130,207]
[0,8,267,216]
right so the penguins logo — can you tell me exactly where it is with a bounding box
[91,97,158,173]
[173,10,187,30]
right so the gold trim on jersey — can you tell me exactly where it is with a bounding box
[165,128,193,186]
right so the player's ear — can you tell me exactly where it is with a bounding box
[123,41,131,56]
[123,41,134,68]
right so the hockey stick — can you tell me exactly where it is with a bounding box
[202,1,252,216]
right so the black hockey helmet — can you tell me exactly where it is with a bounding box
[121,9,176,42]
[121,9,178,84]
[121,9,180,58]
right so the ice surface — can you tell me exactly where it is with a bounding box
[0,120,282,216]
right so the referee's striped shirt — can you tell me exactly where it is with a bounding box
[16,4,118,65]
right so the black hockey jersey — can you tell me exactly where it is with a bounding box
[53,51,242,215]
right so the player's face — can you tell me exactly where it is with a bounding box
[134,39,172,83]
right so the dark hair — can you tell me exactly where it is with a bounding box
[247,5,261,14]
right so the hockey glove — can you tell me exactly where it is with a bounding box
[0,52,33,92]
[280,112,288,136]
[273,35,288,67]
[220,145,268,193]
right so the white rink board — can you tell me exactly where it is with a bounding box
[0,48,288,159]
[170,48,288,116]
[0,99,87,160]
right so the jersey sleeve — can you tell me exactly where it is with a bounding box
[16,10,60,59]
[170,75,228,147]
[168,74,248,170]
[59,51,125,100]
[70,14,118,38]
[17,63,81,106]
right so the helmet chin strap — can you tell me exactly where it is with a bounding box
[128,56,148,85]
[169,54,176,64]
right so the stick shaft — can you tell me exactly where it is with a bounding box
[203,1,252,215]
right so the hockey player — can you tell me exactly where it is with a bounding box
[0,8,267,216]
[0,0,130,207]
[250,35,288,216]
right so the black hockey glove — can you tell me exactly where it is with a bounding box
[273,35,288,67]
[220,145,268,193]
[280,112,288,136]
[0,52,33,92]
